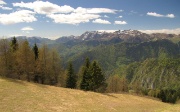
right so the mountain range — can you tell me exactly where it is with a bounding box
[11,30,180,74]
[6,29,180,98]
[11,30,180,44]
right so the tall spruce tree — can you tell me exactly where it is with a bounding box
[10,37,18,78]
[80,59,106,92]
[33,43,39,60]
[11,37,18,52]
[80,58,91,90]
[90,61,106,92]
[66,62,76,88]
[32,43,39,83]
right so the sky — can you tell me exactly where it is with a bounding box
[0,0,180,39]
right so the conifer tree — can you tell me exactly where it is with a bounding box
[33,43,39,60]
[80,58,91,90]
[10,37,18,78]
[11,37,18,52]
[66,62,76,88]
[90,61,106,92]
[32,43,39,82]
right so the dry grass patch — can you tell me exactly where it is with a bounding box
[0,78,179,112]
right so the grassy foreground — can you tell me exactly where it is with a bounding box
[0,78,179,112]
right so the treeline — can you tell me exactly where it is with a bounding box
[0,37,107,92]
[0,37,62,85]
[110,58,180,103]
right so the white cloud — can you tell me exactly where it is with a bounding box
[166,14,175,18]
[86,8,117,14]
[0,0,6,5]
[147,12,175,18]
[0,10,37,25]
[21,26,34,31]
[92,19,111,24]
[13,1,74,14]
[74,7,87,14]
[97,30,116,33]
[12,1,117,25]
[147,12,163,17]
[0,5,12,10]
[104,15,109,18]
[0,0,12,10]
[139,28,180,34]
[47,13,100,25]
[12,1,117,15]
[74,7,117,14]
[114,21,127,25]
[118,16,123,18]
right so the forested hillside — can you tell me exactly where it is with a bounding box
[0,30,180,103]
[66,39,179,75]
[122,58,180,103]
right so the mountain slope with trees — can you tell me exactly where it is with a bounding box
[67,39,179,75]
[1,30,180,104]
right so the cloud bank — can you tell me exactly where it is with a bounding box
[13,1,74,14]
[21,26,34,31]
[93,19,111,24]
[114,21,127,25]
[147,12,175,18]
[10,1,117,25]
[48,13,100,24]
[0,5,12,10]
[0,0,12,10]
[0,0,6,5]
[0,10,37,25]
[139,28,180,34]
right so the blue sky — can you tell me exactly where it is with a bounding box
[0,0,180,39]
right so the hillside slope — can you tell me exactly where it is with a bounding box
[124,58,180,89]
[68,39,179,74]
[0,78,179,112]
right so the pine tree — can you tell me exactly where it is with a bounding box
[66,62,76,88]
[80,58,91,90]
[85,58,90,68]
[11,37,18,52]
[89,61,106,92]
[10,37,18,78]
[33,43,39,60]
[32,43,39,83]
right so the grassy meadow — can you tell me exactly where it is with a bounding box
[0,77,179,112]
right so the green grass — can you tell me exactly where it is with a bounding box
[0,77,179,112]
